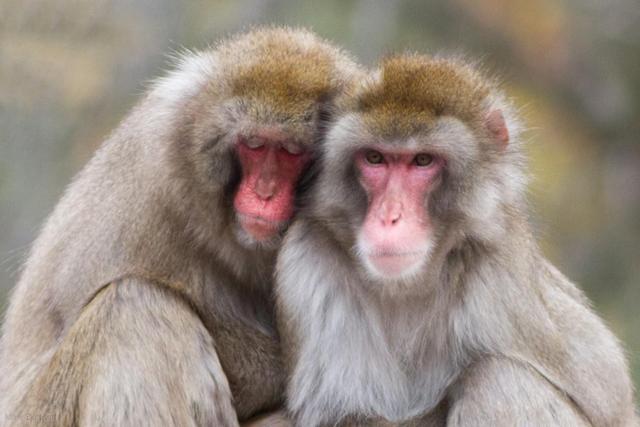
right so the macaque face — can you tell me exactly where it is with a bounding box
[354,146,445,280]
[233,128,311,242]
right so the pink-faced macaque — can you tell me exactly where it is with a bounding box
[276,55,638,426]
[0,27,361,427]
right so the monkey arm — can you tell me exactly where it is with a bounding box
[210,301,285,420]
[13,278,239,427]
[446,357,590,426]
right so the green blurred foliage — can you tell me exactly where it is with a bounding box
[0,0,638,400]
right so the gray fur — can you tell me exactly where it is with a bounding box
[276,59,638,426]
[0,27,361,426]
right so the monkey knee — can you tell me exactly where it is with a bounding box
[88,281,238,425]
[40,281,238,426]
[448,399,589,427]
[448,358,589,426]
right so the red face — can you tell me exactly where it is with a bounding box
[355,147,445,279]
[233,129,310,242]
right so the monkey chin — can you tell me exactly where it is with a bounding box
[356,239,434,289]
[234,213,287,251]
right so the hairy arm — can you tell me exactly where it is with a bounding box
[14,279,239,427]
[447,357,590,427]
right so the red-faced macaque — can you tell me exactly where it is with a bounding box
[0,27,361,427]
[276,55,638,426]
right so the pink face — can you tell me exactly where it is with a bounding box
[233,129,310,242]
[355,147,445,280]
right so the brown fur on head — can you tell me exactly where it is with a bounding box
[198,26,361,143]
[229,32,337,121]
[355,55,492,137]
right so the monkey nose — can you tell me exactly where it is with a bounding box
[379,209,402,227]
[378,200,403,226]
[384,212,401,226]
[254,179,277,200]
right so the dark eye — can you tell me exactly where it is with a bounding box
[414,153,434,167]
[365,150,384,165]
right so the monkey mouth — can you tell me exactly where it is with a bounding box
[237,213,287,241]
[369,250,422,257]
[363,247,429,280]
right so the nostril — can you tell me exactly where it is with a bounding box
[377,202,402,226]
[390,212,401,225]
[381,214,401,227]
[257,190,273,201]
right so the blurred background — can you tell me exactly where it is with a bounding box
[0,0,638,398]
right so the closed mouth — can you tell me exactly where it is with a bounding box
[369,251,422,258]
[237,214,289,241]
[237,213,287,227]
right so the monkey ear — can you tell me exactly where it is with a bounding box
[485,109,509,149]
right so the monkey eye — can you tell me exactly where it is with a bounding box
[365,150,384,165]
[282,141,304,155]
[414,153,434,167]
[243,137,265,150]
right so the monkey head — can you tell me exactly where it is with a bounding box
[313,55,525,291]
[154,27,360,250]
